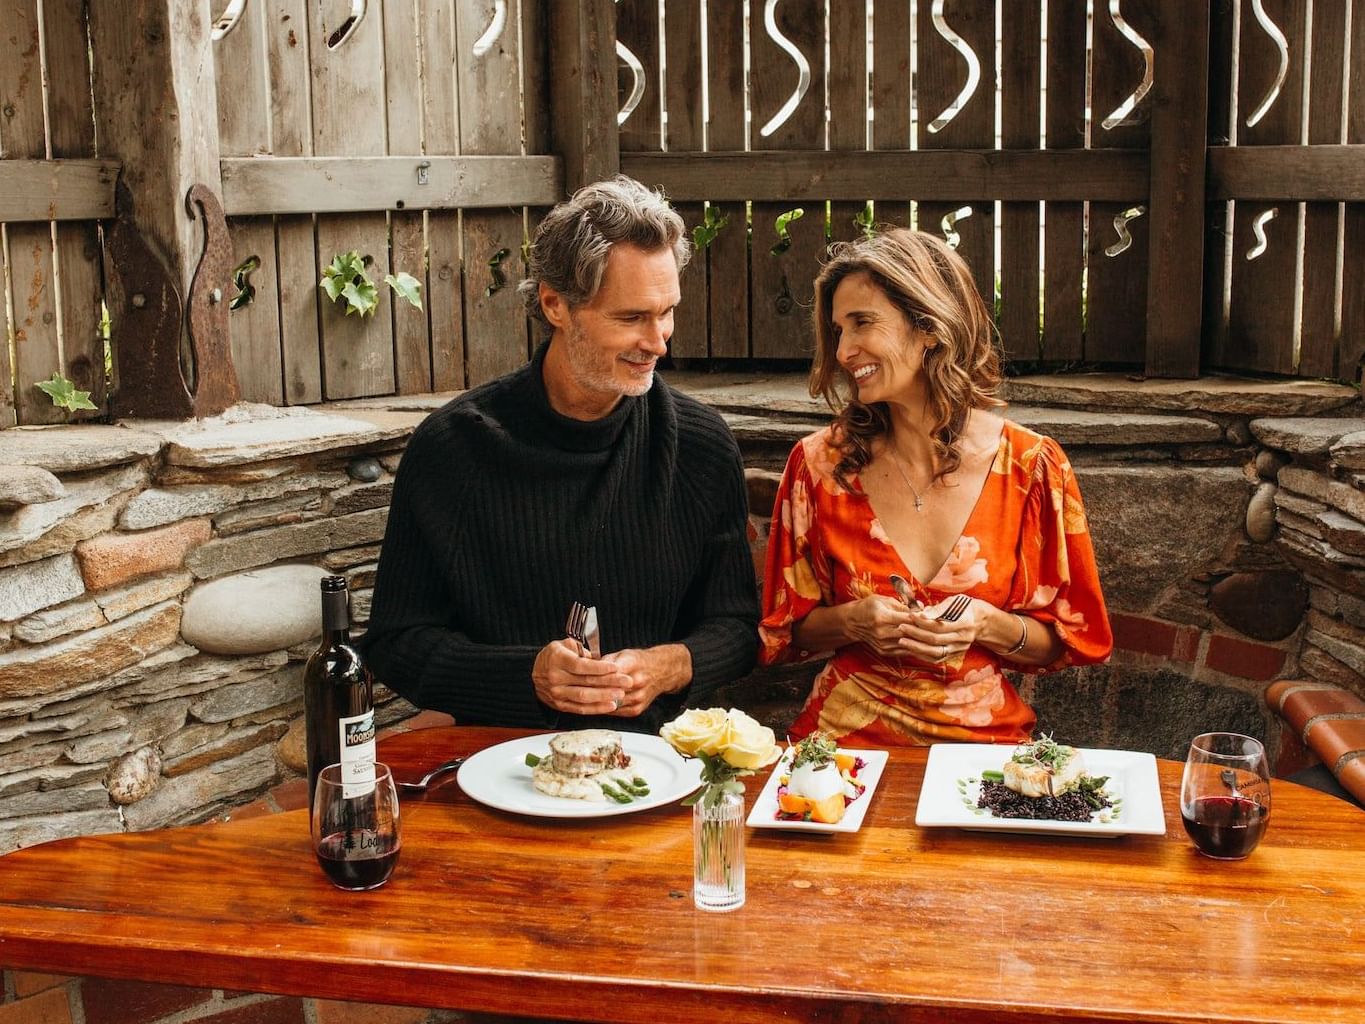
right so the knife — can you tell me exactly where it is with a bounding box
[583,605,601,658]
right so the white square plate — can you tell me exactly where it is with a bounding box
[914,743,1167,837]
[746,748,889,834]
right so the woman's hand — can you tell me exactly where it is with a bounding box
[793,595,915,658]
[897,597,991,665]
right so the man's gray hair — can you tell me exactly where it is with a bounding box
[519,175,691,328]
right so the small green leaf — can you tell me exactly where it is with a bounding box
[770,207,804,256]
[485,248,511,297]
[854,201,876,239]
[692,206,730,250]
[340,278,379,317]
[230,255,260,310]
[385,271,423,310]
[35,372,97,412]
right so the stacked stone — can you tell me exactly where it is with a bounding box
[0,406,422,852]
[1251,417,1365,697]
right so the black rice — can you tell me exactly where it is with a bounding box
[977,780,1111,822]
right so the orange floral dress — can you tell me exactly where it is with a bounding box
[759,420,1112,746]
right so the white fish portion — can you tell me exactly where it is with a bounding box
[1003,746,1086,798]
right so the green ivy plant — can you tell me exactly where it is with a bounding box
[35,372,97,412]
[770,208,804,256]
[854,202,876,240]
[320,251,422,317]
[692,206,729,250]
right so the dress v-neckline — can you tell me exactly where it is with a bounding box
[859,425,1006,590]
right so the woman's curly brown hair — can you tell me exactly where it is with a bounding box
[809,228,1005,493]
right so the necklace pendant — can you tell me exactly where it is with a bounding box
[913,496,924,512]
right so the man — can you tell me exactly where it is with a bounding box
[362,175,759,732]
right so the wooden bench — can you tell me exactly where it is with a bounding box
[1266,680,1365,807]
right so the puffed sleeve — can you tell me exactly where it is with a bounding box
[758,440,835,665]
[1008,438,1112,672]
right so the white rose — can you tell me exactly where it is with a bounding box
[721,709,781,770]
[660,708,732,757]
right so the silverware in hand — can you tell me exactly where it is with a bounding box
[396,757,465,793]
[935,595,971,623]
[565,600,601,658]
[889,574,921,609]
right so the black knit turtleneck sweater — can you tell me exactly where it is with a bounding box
[361,342,759,734]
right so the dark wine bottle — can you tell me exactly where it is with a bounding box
[304,575,375,819]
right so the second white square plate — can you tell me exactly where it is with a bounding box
[914,743,1167,837]
[746,748,889,834]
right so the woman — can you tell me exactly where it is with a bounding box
[759,229,1111,746]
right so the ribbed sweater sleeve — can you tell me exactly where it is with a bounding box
[361,418,554,727]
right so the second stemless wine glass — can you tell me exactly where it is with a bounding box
[311,762,401,890]
[1180,733,1271,860]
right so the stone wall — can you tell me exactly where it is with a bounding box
[2,374,1362,852]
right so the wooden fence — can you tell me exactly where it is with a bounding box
[1,0,1363,427]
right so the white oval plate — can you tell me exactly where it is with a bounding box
[457,732,701,818]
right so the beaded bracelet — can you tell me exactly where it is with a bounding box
[1004,614,1029,657]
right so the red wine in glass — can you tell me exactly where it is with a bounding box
[315,830,400,889]
[1181,795,1269,859]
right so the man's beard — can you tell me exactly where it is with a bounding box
[563,317,654,398]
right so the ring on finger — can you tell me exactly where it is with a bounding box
[939,643,947,661]
[612,699,621,711]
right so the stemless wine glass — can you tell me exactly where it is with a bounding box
[311,762,401,890]
[1180,733,1271,860]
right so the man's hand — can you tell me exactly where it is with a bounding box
[532,639,629,715]
[599,643,692,717]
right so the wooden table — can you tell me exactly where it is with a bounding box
[1,726,1362,1024]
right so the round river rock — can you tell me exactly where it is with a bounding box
[181,563,328,655]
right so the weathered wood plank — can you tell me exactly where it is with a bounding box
[548,0,619,192]
[1086,0,1156,365]
[703,0,748,358]
[1226,0,1306,374]
[917,0,995,303]
[869,1,911,226]
[0,161,118,222]
[617,0,661,154]
[310,0,394,400]
[1042,0,1087,363]
[826,0,868,344]
[216,0,281,404]
[0,239,13,425]
[1207,145,1365,200]
[3,0,66,425]
[385,0,433,396]
[1297,1,1348,377]
[1000,1,1041,364]
[1143,0,1208,378]
[750,0,824,360]
[620,149,1152,202]
[221,156,562,215]
[661,0,705,360]
[1201,0,1237,370]
[1341,0,1365,380]
[265,0,320,405]
[43,0,106,418]
[458,0,530,385]
[225,217,284,403]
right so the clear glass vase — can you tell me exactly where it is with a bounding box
[692,786,745,912]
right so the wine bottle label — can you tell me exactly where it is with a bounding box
[339,710,376,799]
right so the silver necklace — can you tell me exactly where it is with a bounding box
[889,450,929,512]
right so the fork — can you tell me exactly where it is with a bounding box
[396,758,465,793]
[565,601,589,647]
[935,595,972,623]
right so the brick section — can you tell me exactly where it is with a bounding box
[1265,679,1340,714]
[0,988,71,1024]
[313,998,429,1024]
[1337,757,1365,805]
[81,978,212,1024]
[1110,614,1177,658]
[1272,721,1319,778]
[1204,635,1286,681]
[1307,718,1365,772]
[1171,625,1201,664]
[194,997,307,1024]
[1279,686,1365,736]
[12,973,70,998]
[75,518,211,591]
